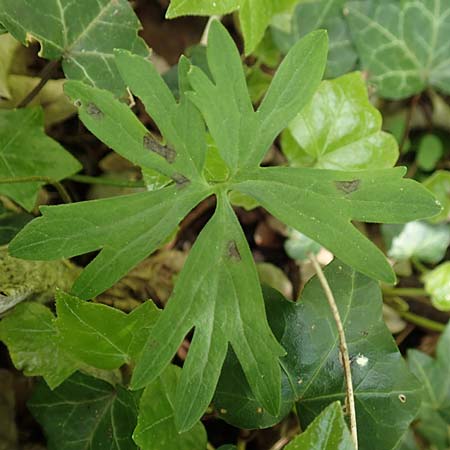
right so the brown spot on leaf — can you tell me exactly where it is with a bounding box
[227,240,241,262]
[143,134,177,163]
[86,102,104,119]
[335,179,361,194]
[171,173,190,188]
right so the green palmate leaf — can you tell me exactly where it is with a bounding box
[408,323,450,449]
[0,303,77,388]
[215,262,422,450]
[234,167,440,283]
[0,0,149,96]
[29,372,139,450]
[423,262,450,311]
[285,402,354,450]
[382,221,450,264]
[131,193,285,432]
[281,72,399,170]
[186,21,327,172]
[167,0,299,54]
[272,0,357,78]
[55,292,160,370]
[346,0,450,99]
[423,170,450,223]
[0,108,81,210]
[9,183,211,299]
[133,365,207,450]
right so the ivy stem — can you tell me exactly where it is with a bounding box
[17,59,60,108]
[382,287,428,298]
[398,310,445,332]
[399,94,420,154]
[309,254,358,449]
[68,174,145,188]
[206,443,216,450]
[411,258,429,275]
[0,176,72,203]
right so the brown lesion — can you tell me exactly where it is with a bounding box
[171,172,190,188]
[227,240,241,262]
[334,179,361,194]
[86,102,104,119]
[143,133,177,164]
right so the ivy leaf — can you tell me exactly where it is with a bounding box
[29,372,139,450]
[234,167,440,284]
[0,303,77,389]
[0,0,149,96]
[167,0,298,54]
[131,193,285,432]
[382,221,450,264]
[9,184,211,299]
[55,292,160,370]
[423,170,450,223]
[423,262,450,311]
[0,108,81,211]
[186,21,327,172]
[285,402,354,450]
[408,323,450,449]
[215,262,422,450]
[133,365,207,450]
[272,0,357,78]
[281,72,399,170]
[346,0,450,99]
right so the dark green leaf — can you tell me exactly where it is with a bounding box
[408,323,450,449]
[346,0,450,99]
[9,184,211,299]
[0,207,32,245]
[0,303,77,388]
[0,108,81,210]
[285,402,354,450]
[234,167,440,283]
[186,21,328,171]
[281,72,398,170]
[216,262,423,450]
[29,372,139,450]
[131,193,285,432]
[0,0,149,96]
[56,292,160,370]
[133,365,207,450]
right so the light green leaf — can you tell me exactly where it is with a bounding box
[167,0,298,54]
[187,21,327,171]
[417,134,443,171]
[382,221,450,264]
[408,323,450,449]
[56,292,160,370]
[9,184,211,299]
[234,166,441,283]
[285,402,354,450]
[423,170,450,223]
[0,33,20,100]
[0,0,149,96]
[423,262,450,311]
[272,0,357,78]
[29,372,139,450]
[281,72,398,170]
[131,193,285,432]
[133,365,207,450]
[346,0,450,99]
[0,108,81,210]
[216,262,422,449]
[0,303,77,388]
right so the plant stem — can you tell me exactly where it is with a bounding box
[0,175,72,203]
[206,443,215,450]
[399,94,420,154]
[383,287,428,298]
[397,310,445,332]
[411,258,429,275]
[309,254,358,449]
[17,59,60,108]
[69,174,145,188]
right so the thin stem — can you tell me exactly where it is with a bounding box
[383,287,428,298]
[398,310,445,332]
[0,176,72,203]
[399,94,420,154]
[206,443,215,450]
[411,258,429,275]
[309,254,358,449]
[17,59,60,108]
[69,174,145,188]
